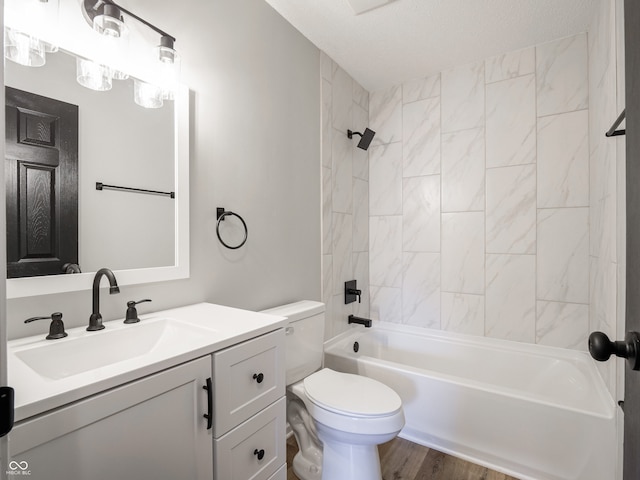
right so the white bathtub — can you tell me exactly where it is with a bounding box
[323,323,617,480]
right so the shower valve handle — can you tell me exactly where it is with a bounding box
[588,331,640,370]
[347,288,361,303]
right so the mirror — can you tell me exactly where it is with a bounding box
[5,49,189,298]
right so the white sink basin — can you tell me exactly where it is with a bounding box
[14,318,215,380]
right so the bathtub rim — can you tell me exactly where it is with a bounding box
[323,322,616,419]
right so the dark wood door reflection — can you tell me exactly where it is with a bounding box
[5,87,79,278]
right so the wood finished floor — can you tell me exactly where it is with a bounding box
[286,436,520,480]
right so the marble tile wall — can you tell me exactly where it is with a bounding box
[368,33,594,350]
[321,52,370,340]
[588,0,623,395]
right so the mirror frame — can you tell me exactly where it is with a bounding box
[6,84,190,298]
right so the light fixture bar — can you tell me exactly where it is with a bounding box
[81,0,175,44]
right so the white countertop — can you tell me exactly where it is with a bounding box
[8,302,287,422]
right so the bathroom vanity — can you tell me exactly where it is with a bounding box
[6,303,288,480]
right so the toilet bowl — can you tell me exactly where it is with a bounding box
[261,301,405,480]
[289,368,405,480]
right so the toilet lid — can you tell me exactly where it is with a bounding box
[303,368,402,417]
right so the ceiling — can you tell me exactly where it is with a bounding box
[264,0,599,92]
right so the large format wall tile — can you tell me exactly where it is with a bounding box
[486,165,536,254]
[441,292,485,336]
[332,213,353,295]
[441,61,485,133]
[321,28,601,353]
[332,294,353,338]
[370,85,402,146]
[403,73,440,104]
[403,175,440,252]
[322,167,332,254]
[486,74,536,168]
[323,254,333,339]
[332,65,353,133]
[321,54,371,343]
[441,212,485,294]
[441,127,485,212]
[353,252,370,318]
[370,216,402,288]
[537,110,589,208]
[352,103,369,181]
[353,178,369,252]
[485,254,536,342]
[321,51,333,81]
[331,129,353,214]
[485,47,535,84]
[321,79,332,168]
[537,33,588,117]
[370,286,402,324]
[537,208,589,304]
[536,300,589,350]
[369,143,402,215]
[402,252,440,328]
[353,81,369,111]
[403,97,441,177]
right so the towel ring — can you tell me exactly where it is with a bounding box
[216,208,248,250]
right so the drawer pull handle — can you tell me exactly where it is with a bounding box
[203,378,213,430]
[253,373,264,384]
[254,449,265,461]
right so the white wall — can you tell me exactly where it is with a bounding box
[6,0,321,338]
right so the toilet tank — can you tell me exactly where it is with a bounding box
[261,301,325,385]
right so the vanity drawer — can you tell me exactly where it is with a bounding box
[214,396,286,480]
[213,328,285,436]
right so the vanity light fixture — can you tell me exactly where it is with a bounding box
[4,0,59,67]
[80,0,180,102]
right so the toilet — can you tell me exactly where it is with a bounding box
[262,301,405,480]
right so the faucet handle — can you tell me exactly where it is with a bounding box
[124,299,152,324]
[25,312,68,340]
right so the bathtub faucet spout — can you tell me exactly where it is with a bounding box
[348,314,372,328]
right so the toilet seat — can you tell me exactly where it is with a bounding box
[290,369,405,436]
[304,368,402,417]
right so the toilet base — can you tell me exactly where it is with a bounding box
[321,441,381,480]
[293,450,322,480]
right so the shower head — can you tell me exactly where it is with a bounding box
[347,128,376,151]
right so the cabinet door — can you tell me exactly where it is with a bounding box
[8,357,213,480]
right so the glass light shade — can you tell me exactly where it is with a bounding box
[134,80,164,109]
[76,58,113,91]
[93,5,128,38]
[154,45,181,98]
[4,28,46,67]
